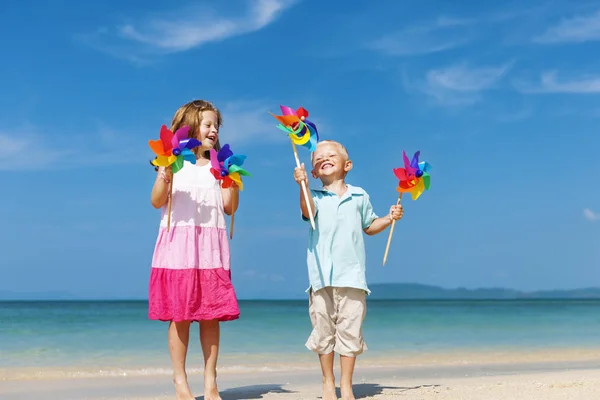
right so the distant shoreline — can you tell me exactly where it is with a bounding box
[2,282,600,301]
[1,298,600,303]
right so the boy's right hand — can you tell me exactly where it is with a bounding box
[294,163,308,186]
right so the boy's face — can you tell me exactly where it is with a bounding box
[311,142,352,180]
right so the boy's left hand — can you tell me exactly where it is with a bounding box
[389,204,404,221]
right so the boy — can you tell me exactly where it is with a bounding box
[293,140,403,400]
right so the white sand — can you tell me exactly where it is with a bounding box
[2,349,599,399]
[1,365,599,399]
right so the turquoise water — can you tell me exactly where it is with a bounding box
[1,299,599,369]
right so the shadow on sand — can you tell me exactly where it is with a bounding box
[196,384,295,400]
[348,383,441,399]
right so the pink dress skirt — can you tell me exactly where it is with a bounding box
[148,162,240,322]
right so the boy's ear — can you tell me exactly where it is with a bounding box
[344,160,353,172]
[311,168,318,179]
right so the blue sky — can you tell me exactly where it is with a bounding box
[1,0,600,299]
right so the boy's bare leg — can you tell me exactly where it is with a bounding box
[319,352,337,400]
[340,355,356,400]
[168,321,195,400]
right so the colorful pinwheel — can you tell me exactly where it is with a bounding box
[393,150,432,200]
[148,124,201,231]
[270,105,319,152]
[209,144,251,239]
[149,125,201,173]
[383,150,432,266]
[209,144,251,191]
[269,105,319,230]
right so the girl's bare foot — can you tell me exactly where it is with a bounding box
[322,377,337,400]
[204,375,222,400]
[173,375,195,400]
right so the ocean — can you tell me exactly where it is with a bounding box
[1,299,599,379]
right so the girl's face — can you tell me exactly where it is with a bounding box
[197,110,219,153]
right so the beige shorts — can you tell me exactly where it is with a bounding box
[305,287,367,357]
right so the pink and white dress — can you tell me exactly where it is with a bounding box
[148,161,240,322]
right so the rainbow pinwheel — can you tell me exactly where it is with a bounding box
[209,143,250,240]
[209,144,251,191]
[148,124,201,231]
[149,125,201,173]
[393,150,432,200]
[383,150,432,266]
[268,105,319,230]
[269,105,319,152]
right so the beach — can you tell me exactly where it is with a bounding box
[2,353,599,399]
[1,299,599,399]
[3,347,600,399]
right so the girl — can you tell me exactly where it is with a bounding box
[148,100,240,400]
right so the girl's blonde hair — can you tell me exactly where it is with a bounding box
[151,99,223,170]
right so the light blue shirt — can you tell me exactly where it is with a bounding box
[302,184,378,294]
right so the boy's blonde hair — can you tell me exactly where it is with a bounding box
[311,140,349,163]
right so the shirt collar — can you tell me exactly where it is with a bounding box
[312,184,363,196]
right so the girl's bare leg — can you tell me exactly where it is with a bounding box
[200,319,222,400]
[168,321,195,400]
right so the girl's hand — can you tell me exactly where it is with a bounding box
[159,166,173,183]
[389,204,404,221]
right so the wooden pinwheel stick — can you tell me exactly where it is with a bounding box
[230,189,237,240]
[167,179,174,231]
[291,140,316,230]
[382,193,403,266]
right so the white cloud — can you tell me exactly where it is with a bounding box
[583,208,600,222]
[427,63,512,91]
[0,133,72,170]
[0,125,140,171]
[534,10,600,43]
[0,101,288,171]
[219,100,287,146]
[514,71,600,94]
[369,16,473,56]
[416,62,513,106]
[78,0,297,62]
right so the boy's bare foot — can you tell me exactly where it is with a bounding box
[322,377,337,400]
[204,375,222,400]
[173,375,195,400]
[340,381,355,400]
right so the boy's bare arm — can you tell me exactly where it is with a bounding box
[363,204,403,235]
